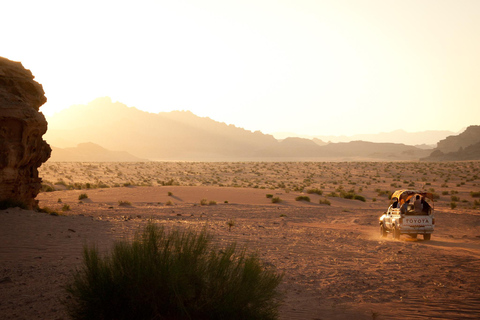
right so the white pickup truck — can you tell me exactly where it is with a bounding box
[379,190,435,240]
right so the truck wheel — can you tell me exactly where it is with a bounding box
[393,226,401,240]
[423,234,431,241]
[380,224,387,238]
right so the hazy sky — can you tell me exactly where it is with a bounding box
[3,0,479,136]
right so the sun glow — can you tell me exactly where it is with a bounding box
[3,0,479,136]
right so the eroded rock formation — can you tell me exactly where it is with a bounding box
[0,57,51,209]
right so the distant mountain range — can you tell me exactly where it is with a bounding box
[273,129,457,147]
[44,97,474,161]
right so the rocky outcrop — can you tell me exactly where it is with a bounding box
[421,126,480,161]
[421,141,480,161]
[434,126,480,154]
[0,57,51,209]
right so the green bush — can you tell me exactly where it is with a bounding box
[64,223,283,320]
[78,193,88,200]
[306,188,323,196]
[353,195,366,202]
[271,197,281,203]
[266,194,273,198]
[470,191,480,198]
[295,196,311,202]
[339,191,366,202]
[319,198,331,206]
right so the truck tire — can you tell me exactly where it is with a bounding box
[380,224,387,238]
[423,234,431,241]
[393,226,401,240]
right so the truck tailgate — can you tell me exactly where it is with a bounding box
[403,216,433,227]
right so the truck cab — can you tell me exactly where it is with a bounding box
[379,190,435,240]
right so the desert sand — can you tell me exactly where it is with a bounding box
[2,161,480,319]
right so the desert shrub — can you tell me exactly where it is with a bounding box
[200,198,208,205]
[375,189,390,197]
[165,200,174,206]
[55,180,68,187]
[450,202,457,209]
[160,179,177,186]
[167,192,173,196]
[451,195,460,202]
[353,195,366,202]
[64,223,283,320]
[208,200,217,205]
[118,200,132,206]
[78,193,88,200]
[72,183,83,190]
[41,184,55,192]
[442,191,449,195]
[306,188,323,196]
[271,197,281,203]
[295,196,310,202]
[319,198,331,206]
[470,191,480,198]
[38,206,59,216]
[342,192,355,200]
[97,181,109,188]
[339,191,366,202]
[266,194,273,198]
[62,204,71,212]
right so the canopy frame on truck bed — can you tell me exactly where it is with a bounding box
[391,190,434,209]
